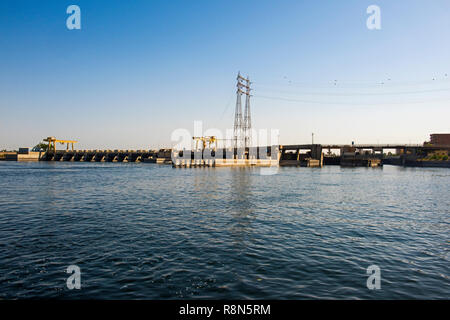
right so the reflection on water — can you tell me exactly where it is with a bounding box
[0,161,448,299]
[229,168,254,245]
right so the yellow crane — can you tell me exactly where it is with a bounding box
[43,137,78,152]
[192,136,236,151]
[192,136,217,151]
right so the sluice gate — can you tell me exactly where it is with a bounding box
[40,149,165,163]
[172,147,279,168]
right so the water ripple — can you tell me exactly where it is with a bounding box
[0,162,448,299]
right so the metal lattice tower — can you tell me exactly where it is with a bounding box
[243,76,252,148]
[233,72,252,149]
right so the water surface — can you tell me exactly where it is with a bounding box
[0,162,448,299]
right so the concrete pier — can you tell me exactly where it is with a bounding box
[0,148,42,161]
[279,144,323,167]
[172,147,279,168]
[173,157,278,168]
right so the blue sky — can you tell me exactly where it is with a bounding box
[1,0,449,149]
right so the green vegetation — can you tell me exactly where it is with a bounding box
[33,143,49,152]
[421,153,449,161]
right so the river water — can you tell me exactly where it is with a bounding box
[0,161,448,299]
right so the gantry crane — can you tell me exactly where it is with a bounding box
[192,136,217,151]
[43,137,78,152]
[192,136,237,151]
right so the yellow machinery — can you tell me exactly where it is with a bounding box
[192,136,217,151]
[43,137,78,152]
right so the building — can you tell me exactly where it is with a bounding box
[429,133,450,146]
[0,148,42,161]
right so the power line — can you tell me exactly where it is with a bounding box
[252,86,450,97]
[253,75,450,89]
[253,94,450,106]
[251,74,450,105]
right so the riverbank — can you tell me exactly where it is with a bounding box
[404,160,450,168]
[383,157,450,168]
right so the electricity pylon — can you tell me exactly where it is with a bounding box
[243,76,252,148]
[233,72,252,149]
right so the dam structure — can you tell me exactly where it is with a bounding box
[171,143,450,168]
[39,148,172,164]
[3,142,449,168]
